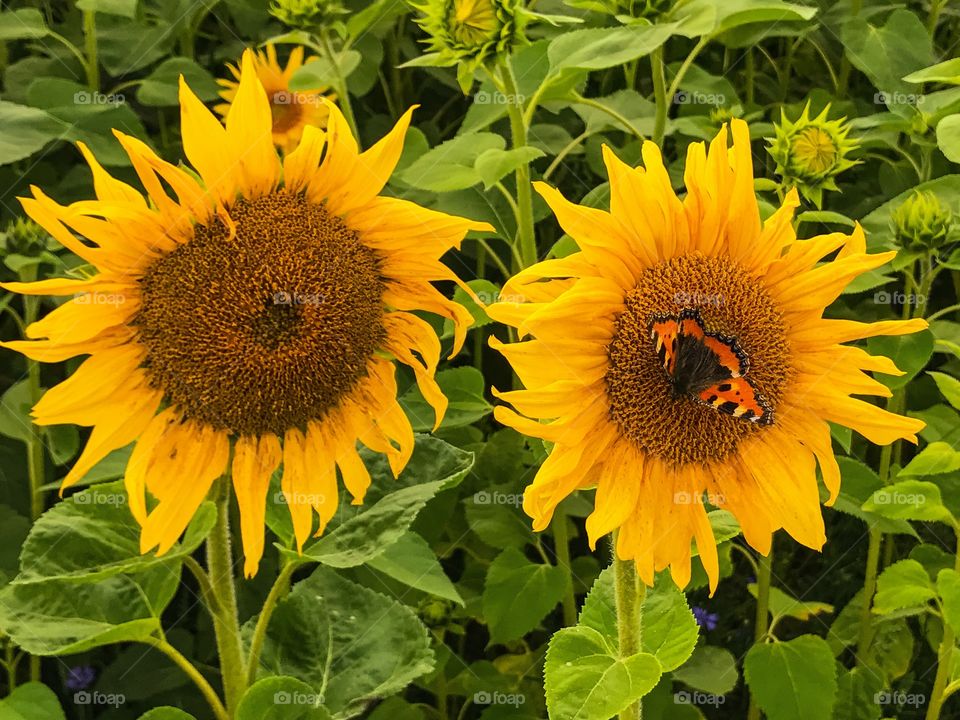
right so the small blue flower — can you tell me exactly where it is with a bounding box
[692,606,719,631]
[65,666,96,691]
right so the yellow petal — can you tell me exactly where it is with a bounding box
[232,433,282,577]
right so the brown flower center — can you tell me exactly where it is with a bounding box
[605,252,790,465]
[135,192,384,436]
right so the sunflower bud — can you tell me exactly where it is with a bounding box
[891,191,954,250]
[767,103,859,208]
[417,597,456,628]
[1,218,48,258]
[409,0,525,92]
[269,0,347,30]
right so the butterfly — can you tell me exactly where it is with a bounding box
[648,307,774,426]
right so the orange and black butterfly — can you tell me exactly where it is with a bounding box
[648,308,774,426]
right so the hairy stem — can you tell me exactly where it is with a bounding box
[614,534,645,720]
[747,543,774,720]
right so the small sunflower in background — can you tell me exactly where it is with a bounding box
[488,119,925,593]
[216,44,334,153]
[3,50,491,577]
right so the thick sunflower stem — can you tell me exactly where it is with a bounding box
[551,506,578,627]
[925,531,960,720]
[206,480,248,714]
[82,9,98,92]
[747,543,774,720]
[855,526,882,664]
[499,59,537,270]
[613,536,644,720]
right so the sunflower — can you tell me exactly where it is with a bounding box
[3,50,490,577]
[216,44,334,153]
[488,119,926,593]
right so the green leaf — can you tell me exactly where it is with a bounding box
[138,57,220,105]
[399,133,505,192]
[905,58,960,85]
[544,626,662,720]
[441,279,500,339]
[0,682,65,719]
[867,618,914,681]
[832,667,882,720]
[236,677,331,720]
[863,479,955,524]
[866,330,934,391]
[475,147,544,190]
[841,9,934,95]
[247,568,433,717]
[672,645,739,695]
[571,89,657,135]
[365,531,463,604]
[547,24,677,74]
[899,441,960,476]
[712,0,816,35]
[15,481,216,584]
[138,710,199,720]
[0,8,49,40]
[873,559,937,615]
[0,101,68,166]
[465,489,533,549]
[937,114,960,164]
[399,367,492,432]
[641,573,699,672]
[824,457,917,537]
[289,52,362,90]
[76,0,138,18]
[937,569,960,634]
[0,564,179,655]
[0,379,35,443]
[747,584,834,622]
[578,568,698,671]
[796,210,857,228]
[929,371,960,410]
[97,17,174,75]
[482,547,567,643]
[744,635,838,720]
[292,436,472,567]
[0,506,30,589]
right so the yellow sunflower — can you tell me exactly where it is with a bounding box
[216,44,334,153]
[3,50,490,577]
[488,119,926,593]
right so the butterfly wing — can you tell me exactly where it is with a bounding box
[649,315,681,376]
[697,377,774,425]
[702,334,748,377]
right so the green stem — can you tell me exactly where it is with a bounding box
[837,0,862,94]
[613,534,644,720]
[855,527,882,664]
[552,506,578,627]
[140,636,230,720]
[650,46,667,146]
[570,94,645,141]
[499,60,537,271]
[319,29,358,139]
[925,532,960,720]
[747,543,774,720]
[544,130,589,181]
[206,480,247,713]
[928,0,944,35]
[82,10,98,92]
[745,48,755,106]
[246,560,298,686]
[665,38,710,114]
